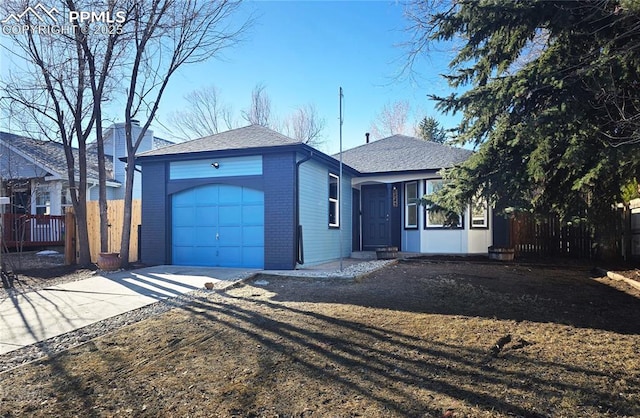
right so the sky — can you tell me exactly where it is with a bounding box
[152,0,461,155]
[0,0,462,155]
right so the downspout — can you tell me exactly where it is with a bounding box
[295,151,313,265]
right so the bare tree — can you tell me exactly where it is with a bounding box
[1,0,248,267]
[165,84,325,146]
[168,85,236,140]
[0,0,105,266]
[241,83,274,127]
[119,0,249,266]
[369,100,411,139]
[282,103,326,147]
[78,2,129,254]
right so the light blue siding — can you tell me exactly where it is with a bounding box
[170,156,262,180]
[298,159,352,265]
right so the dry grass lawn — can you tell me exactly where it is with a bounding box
[1,259,639,417]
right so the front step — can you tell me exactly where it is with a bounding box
[350,251,376,260]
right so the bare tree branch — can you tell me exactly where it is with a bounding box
[282,103,326,147]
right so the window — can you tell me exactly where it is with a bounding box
[405,181,418,228]
[471,196,488,228]
[35,185,50,215]
[328,173,339,227]
[61,187,73,213]
[424,179,462,228]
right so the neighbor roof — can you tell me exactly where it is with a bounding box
[335,134,472,174]
[137,125,301,158]
[0,131,115,182]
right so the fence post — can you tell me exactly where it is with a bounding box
[64,211,76,265]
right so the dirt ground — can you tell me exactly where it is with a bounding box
[1,255,640,417]
[0,251,95,293]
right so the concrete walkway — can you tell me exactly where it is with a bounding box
[0,265,257,355]
[0,258,392,356]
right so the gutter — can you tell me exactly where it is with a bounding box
[295,151,313,265]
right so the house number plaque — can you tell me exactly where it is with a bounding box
[392,187,398,208]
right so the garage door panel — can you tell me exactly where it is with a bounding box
[243,226,264,245]
[219,226,242,246]
[218,206,242,225]
[172,184,264,268]
[173,227,194,246]
[195,226,218,246]
[173,246,196,265]
[219,247,242,267]
[243,205,264,225]
[196,206,218,226]
[190,247,216,266]
[242,247,264,268]
[172,207,195,226]
[173,188,196,206]
[242,188,263,203]
[195,185,219,204]
[219,185,242,203]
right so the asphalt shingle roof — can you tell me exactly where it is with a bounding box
[335,134,472,174]
[137,125,301,158]
[0,131,114,181]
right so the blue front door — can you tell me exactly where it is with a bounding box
[361,184,391,250]
[172,184,264,268]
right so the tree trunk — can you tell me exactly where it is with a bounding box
[119,152,136,268]
[96,118,109,253]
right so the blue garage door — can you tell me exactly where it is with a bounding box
[172,184,264,268]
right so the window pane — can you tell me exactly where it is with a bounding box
[329,174,339,227]
[405,181,418,228]
[428,210,447,226]
[329,202,337,225]
[407,204,417,226]
[471,198,488,227]
[329,175,338,200]
[406,182,417,199]
[426,180,444,195]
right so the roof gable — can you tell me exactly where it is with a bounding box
[0,131,114,182]
[335,134,472,174]
[137,125,301,158]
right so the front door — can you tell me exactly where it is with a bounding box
[361,184,391,250]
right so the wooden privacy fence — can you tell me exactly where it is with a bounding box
[70,200,141,263]
[509,213,594,258]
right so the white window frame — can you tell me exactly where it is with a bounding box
[35,185,50,216]
[405,181,418,229]
[328,173,340,228]
[471,196,489,228]
[61,186,73,213]
[424,179,462,229]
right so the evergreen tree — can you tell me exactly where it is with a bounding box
[417,116,447,143]
[407,0,640,224]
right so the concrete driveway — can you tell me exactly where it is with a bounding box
[0,265,257,355]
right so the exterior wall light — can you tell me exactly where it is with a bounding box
[211,162,220,169]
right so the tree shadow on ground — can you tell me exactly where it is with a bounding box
[260,259,640,334]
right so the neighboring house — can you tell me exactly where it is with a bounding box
[135,125,492,270]
[0,131,117,217]
[0,122,171,216]
[91,120,173,201]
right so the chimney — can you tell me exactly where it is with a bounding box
[365,132,370,143]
